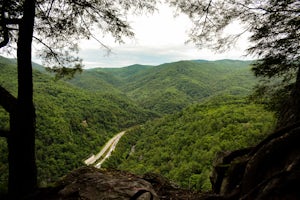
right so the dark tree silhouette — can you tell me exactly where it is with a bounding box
[167,0,300,125]
[0,0,156,198]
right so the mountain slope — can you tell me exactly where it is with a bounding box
[0,56,157,188]
[104,96,275,191]
[0,56,265,192]
[68,64,154,93]
[69,60,257,114]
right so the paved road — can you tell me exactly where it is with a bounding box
[84,131,126,167]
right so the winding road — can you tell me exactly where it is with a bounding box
[84,131,126,168]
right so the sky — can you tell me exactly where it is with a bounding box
[76,5,253,69]
[0,4,253,69]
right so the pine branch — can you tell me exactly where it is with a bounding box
[32,35,62,65]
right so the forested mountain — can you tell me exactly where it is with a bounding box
[67,64,154,93]
[0,56,275,193]
[0,56,156,190]
[103,96,276,191]
[69,60,256,114]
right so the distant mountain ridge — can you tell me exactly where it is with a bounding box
[0,56,258,115]
[69,59,257,114]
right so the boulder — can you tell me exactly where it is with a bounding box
[29,167,158,200]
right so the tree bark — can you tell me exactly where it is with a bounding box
[8,0,37,198]
[278,67,300,127]
[0,85,17,114]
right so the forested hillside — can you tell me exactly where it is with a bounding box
[0,56,275,193]
[103,96,275,191]
[0,56,156,189]
[69,60,256,114]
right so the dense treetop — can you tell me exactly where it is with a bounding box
[104,96,275,190]
[69,60,257,114]
[0,56,155,191]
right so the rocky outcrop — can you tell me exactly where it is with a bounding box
[28,167,204,200]
[28,167,159,200]
[210,122,300,199]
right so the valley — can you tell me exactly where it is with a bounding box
[84,131,126,168]
[103,97,275,190]
[0,56,275,192]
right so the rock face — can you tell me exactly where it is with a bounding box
[210,122,300,200]
[29,167,159,200]
[29,167,203,200]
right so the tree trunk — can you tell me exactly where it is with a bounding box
[8,0,37,198]
[278,67,300,127]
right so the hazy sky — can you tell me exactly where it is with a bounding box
[29,4,251,69]
[77,4,253,69]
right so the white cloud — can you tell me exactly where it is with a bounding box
[77,4,253,68]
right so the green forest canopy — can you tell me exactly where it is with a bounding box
[0,56,275,192]
[0,56,155,190]
[104,96,275,191]
[69,60,256,114]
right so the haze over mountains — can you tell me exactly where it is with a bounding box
[0,56,274,191]
[69,59,256,114]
